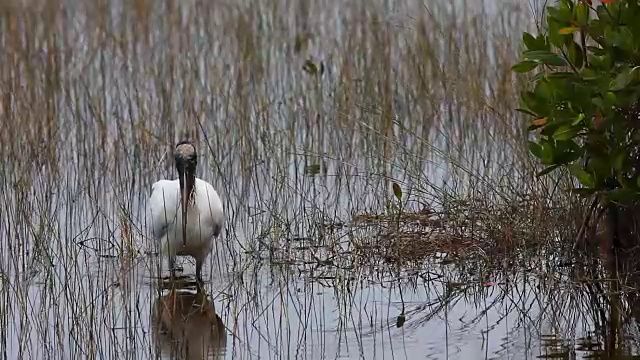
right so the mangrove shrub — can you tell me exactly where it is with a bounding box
[513,0,640,201]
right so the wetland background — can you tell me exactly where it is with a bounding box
[1,0,639,358]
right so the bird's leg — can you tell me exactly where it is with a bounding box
[195,258,204,286]
[168,254,177,280]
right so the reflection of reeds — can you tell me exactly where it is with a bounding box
[152,288,227,360]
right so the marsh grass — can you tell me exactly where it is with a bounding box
[0,0,637,358]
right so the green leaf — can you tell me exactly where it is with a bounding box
[305,164,321,175]
[587,157,613,185]
[582,67,599,80]
[586,46,606,56]
[523,32,538,50]
[541,141,555,164]
[523,50,567,66]
[528,141,544,159]
[575,3,589,25]
[568,164,594,187]
[537,164,561,177]
[541,120,564,137]
[571,113,585,126]
[537,33,550,50]
[610,67,633,91]
[544,56,567,67]
[592,97,606,111]
[555,149,583,164]
[516,107,539,117]
[604,91,617,106]
[392,182,402,201]
[520,91,548,117]
[548,6,572,23]
[531,71,547,83]
[553,125,580,141]
[632,66,640,82]
[547,72,578,80]
[605,188,640,202]
[534,80,554,101]
[612,151,625,171]
[597,5,612,23]
[567,41,584,69]
[511,61,539,73]
[616,171,633,189]
[617,27,635,53]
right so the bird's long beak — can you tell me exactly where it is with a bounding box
[178,166,194,247]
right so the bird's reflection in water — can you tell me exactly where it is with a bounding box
[152,282,227,360]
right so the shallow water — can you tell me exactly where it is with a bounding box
[5,244,639,359]
[1,0,640,358]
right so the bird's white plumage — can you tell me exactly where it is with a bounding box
[148,177,224,269]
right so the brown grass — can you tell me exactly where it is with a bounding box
[305,191,584,268]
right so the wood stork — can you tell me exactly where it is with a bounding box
[148,140,224,283]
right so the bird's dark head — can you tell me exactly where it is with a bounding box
[175,141,197,216]
[174,140,198,173]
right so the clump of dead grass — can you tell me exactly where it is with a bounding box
[347,192,583,267]
[250,188,586,285]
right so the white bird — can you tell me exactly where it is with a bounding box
[148,140,224,283]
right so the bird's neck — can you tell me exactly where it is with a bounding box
[179,174,197,207]
[186,175,196,204]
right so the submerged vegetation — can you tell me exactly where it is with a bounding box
[0,0,638,358]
